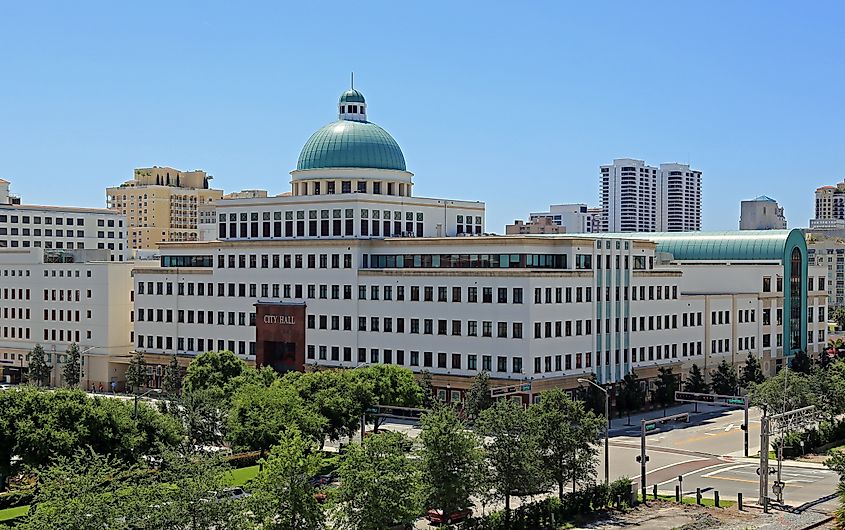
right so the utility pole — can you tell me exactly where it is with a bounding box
[758,405,815,507]
[758,405,768,509]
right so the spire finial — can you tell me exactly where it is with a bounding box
[351,71,354,89]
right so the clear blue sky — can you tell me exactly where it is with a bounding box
[1,1,842,232]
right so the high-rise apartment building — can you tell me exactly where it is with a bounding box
[811,181,845,230]
[658,163,702,232]
[106,167,223,249]
[740,196,787,230]
[599,159,701,232]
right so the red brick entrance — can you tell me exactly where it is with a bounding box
[254,302,306,373]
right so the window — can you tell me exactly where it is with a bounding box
[497,356,507,372]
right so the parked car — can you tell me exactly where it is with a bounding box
[212,487,250,502]
[308,474,333,487]
[425,508,472,525]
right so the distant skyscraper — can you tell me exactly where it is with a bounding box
[739,196,787,230]
[811,181,845,230]
[599,159,701,232]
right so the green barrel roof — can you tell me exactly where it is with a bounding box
[594,229,805,262]
[296,120,407,171]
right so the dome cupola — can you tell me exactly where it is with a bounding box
[338,89,367,122]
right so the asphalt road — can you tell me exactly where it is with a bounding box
[603,404,838,508]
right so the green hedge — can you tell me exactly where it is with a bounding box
[224,451,261,469]
[462,480,632,530]
[771,420,845,459]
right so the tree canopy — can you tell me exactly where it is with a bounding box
[476,398,544,514]
[334,431,421,530]
[183,350,248,398]
[529,389,601,499]
[710,359,740,396]
[418,405,482,516]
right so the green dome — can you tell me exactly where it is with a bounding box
[296,120,407,171]
[339,89,366,103]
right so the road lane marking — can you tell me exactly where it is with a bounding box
[702,464,752,477]
[705,475,761,484]
[724,423,735,432]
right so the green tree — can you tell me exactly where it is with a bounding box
[27,344,50,387]
[741,353,765,389]
[476,398,544,517]
[750,368,815,416]
[125,350,147,393]
[710,359,740,396]
[419,370,435,408]
[62,343,82,388]
[832,306,845,329]
[354,365,423,431]
[287,369,365,446]
[418,405,482,518]
[651,367,677,415]
[17,451,140,530]
[227,380,326,459]
[0,387,182,475]
[684,364,709,412]
[162,353,182,396]
[617,371,645,425]
[247,429,325,530]
[529,389,601,499]
[178,386,228,449]
[576,373,605,415]
[155,452,248,530]
[183,350,247,398]
[464,371,493,421]
[790,350,814,374]
[334,431,421,530]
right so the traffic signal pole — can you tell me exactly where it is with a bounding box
[640,419,647,496]
[744,400,749,458]
[640,412,688,498]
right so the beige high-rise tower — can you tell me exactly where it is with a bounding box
[106,166,223,249]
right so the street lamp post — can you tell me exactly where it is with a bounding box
[578,378,609,486]
[134,388,162,419]
[78,346,98,391]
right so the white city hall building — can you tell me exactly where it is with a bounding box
[130,89,824,402]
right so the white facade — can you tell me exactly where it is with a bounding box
[599,159,701,233]
[0,180,127,261]
[657,163,702,232]
[740,196,787,230]
[0,248,144,388]
[528,204,599,233]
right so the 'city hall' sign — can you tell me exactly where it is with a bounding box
[263,315,296,325]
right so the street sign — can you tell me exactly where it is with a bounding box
[644,422,657,432]
[756,467,777,476]
[490,382,531,398]
[674,391,747,408]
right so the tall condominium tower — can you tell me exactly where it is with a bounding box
[811,181,845,230]
[106,167,223,250]
[599,158,701,232]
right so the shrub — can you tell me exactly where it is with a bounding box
[609,476,633,506]
[224,451,261,469]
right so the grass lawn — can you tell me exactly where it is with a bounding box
[224,465,259,487]
[0,504,29,522]
[639,494,736,508]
